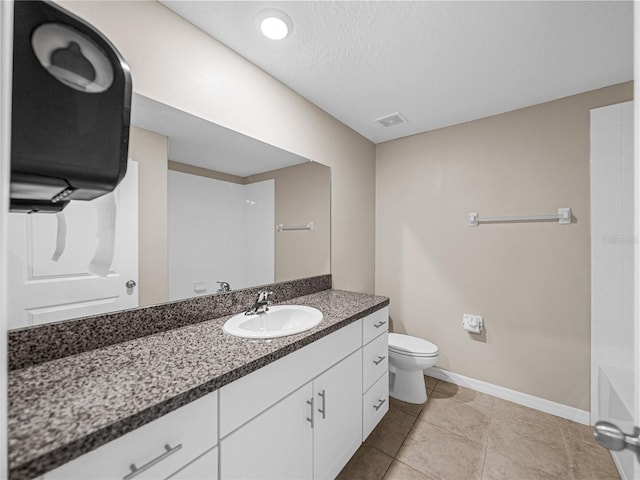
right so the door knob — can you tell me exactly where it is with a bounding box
[594,421,640,454]
[126,280,137,288]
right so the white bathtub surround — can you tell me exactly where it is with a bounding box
[425,367,590,425]
[168,171,274,301]
[590,101,637,480]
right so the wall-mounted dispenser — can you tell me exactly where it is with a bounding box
[11,0,132,213]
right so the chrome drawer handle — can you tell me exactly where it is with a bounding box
[318,389,327,419]
[306,397,315,428]
[373,398,387,411]
[373,320,387,328]
[373,355,386,366]
[123,443,182,480]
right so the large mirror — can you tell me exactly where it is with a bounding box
[6,93,331,329]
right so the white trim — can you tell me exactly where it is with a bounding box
[425,367,590,425]
[611,451,632,480]
[0,1,13,479]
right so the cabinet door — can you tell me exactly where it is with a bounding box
[220,383,313,480]
[313,349,363,480]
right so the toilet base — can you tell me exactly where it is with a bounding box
[389,366,427,404]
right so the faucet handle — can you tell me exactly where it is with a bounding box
[257,290,273,302]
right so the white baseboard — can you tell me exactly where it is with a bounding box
[425,367,590,425]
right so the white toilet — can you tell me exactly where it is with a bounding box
[388,333,439,404]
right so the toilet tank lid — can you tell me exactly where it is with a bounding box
[388,333,439,356]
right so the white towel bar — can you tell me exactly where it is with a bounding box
[469,208,571,227]
[277,222,314,232]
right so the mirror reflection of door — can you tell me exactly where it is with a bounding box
[7,160,139,329]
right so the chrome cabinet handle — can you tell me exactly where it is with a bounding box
[318,389,326,419]
[126,280,137,289]
[373,320,387,328]
[373,398,386,411]
[123,443,182,480]
[306,397,315,428]
[373,355,386,366]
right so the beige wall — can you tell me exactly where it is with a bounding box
[130,126,168,307]
[58,0,376,294]
[375,82,633,410]
[248,162,331,282]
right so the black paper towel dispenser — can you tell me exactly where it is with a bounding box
[11,0,132,213]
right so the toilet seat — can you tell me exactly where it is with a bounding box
[388,333,439,357]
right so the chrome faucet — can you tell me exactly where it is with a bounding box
[246,290,273,315]
[217,281,231,293]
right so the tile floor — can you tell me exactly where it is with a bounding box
[337,376,620,480]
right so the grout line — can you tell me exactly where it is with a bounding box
[393,412,419,456]
[479,395,497,479]
[392,457,434,480]
[365,444,394,480]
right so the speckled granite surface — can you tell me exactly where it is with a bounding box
[9,274,332,371]
[8,289,389,480]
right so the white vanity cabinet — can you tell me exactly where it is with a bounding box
[219,318,368,480]
[168,447,218,480]
[42,392,219,480]
[220,382,314,479]
[33,306,389,480]
[361,307,389,440]
[220,349,361,479]
[312,348,363,479]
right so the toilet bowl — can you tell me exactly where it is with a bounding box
[388,333,439,404]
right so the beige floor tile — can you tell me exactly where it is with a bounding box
[569,436,621,480]
[425,375,439,391]
[433,381,494,409]
[565,419,599,446]
[389,396,426,417]
[345,381,620,480]
[336,444,394,480]
[396,418,485,480]
[365,407,417,457]
[383,460,435,480]
[491,398,568,445]
[482,448,565,480]
[487,409,573,478]
[418,391,492,443]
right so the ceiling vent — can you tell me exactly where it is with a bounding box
[375,112,407,128]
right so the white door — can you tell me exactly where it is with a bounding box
[590,101,639,479]
[220,383,313,480]
[7,160,138,329]
[313,349,363,480]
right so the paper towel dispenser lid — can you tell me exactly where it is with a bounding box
[10,0,132,214]
[389,333,439,357]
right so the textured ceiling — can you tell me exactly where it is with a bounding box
[161,1,634,144]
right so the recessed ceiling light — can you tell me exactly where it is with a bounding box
[257,9,293,40]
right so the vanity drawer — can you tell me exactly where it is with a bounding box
[168,446,218,480]
[362,307,389,345]
[362,372,389,441]
[44,392,218,480]
[362,332,388,392]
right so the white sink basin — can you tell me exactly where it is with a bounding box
[223,305,323,339]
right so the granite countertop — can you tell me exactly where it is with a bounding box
[8,289,389,480]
